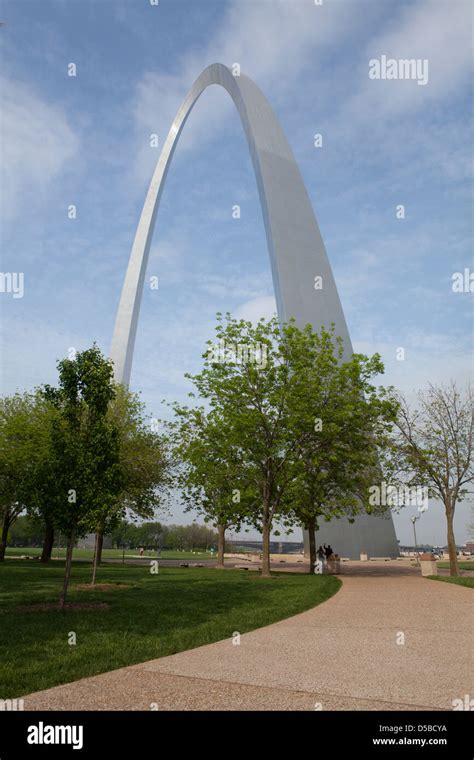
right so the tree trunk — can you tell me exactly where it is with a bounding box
[446,507,459,577]
[96,531,104,564]
[40,522,55,563]
[0,509,11,562]
[216,524,225,568]
[261,517,271,578]
[91,532,99,585]
[59,532,75,608]
[307,518,317,574]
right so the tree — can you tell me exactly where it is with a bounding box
[43,345,122,605]
[110,518,136,549]
[182,315,305,576]
[182,315,391,577]
[7,515,45,547]
[0,392,52,561]
[282,327,398,572]
[1,510,23,562]
[22,396,64,564]
[109,521,218,551]
[170,407,251,568]
[392,383,473,576]
[136,521,163,549]
[172,314,398,577]
[91,385,170,571]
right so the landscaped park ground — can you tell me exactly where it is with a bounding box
[4,547,214,561]
[0,556,340,698]
[427,562,474,588]
[428,573,474,589]
[1,551,472,708]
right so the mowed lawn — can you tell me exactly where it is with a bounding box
[428,575,474,589]
[5,547,214,561]
[436,561,474,571]
[0,559,340,699]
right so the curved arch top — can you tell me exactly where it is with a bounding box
[110,62,352,385]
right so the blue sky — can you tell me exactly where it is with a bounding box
[0,0,472,545]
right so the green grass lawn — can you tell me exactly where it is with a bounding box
[436,561,474,571]
[0,559,340,699]
[5,546,214,561]
[428,575,474,589]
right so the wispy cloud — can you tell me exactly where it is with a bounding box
[0,76,79,220]
[129,0,369,183]
[235,294,277,323]
[357,0,473,115]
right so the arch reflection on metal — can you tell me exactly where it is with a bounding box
[110,63,399,559]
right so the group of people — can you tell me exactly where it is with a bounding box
[317,544,334,562]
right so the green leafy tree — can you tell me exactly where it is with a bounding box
[110,521,218,552]
[135,521,163,549]
[43,345,122,605]
[91,385,171,571]
[178,314,398,577]
[283,328,397,572]
[182,314,303,576]
[7,515,45,547]
[170,407,252,567]
[110,518,135,548]
[21,395,65,564]
[182,316,343,575]
[0,392,53,561]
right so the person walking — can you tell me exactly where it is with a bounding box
[324,544,334,560]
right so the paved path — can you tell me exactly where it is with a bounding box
[22,569,473,711]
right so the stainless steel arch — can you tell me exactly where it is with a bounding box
[109,63,399,559]
[110,62,353,384]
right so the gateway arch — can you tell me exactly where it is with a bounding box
[110,63,399,559]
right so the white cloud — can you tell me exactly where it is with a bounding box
[0,76,79,220]
[347,0,473,119]
[354,333,472,397]
[129,0,368,183]
[129,0,473,202]
[235,294,277,323]
[0,314,92,394]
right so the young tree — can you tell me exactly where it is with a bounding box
[43,345,122,605]
[392,383,473,576]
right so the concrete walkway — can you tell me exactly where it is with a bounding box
[22,571,473,711]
